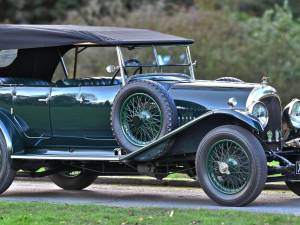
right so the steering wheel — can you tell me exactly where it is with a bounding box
[124,59,143,75]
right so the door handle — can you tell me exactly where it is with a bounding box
[77,96,84,104]
[38,96,50,103]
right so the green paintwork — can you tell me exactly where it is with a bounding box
[120,93,163,147]
[206,139,250,195]
[122,109,263,162]
[0,73,280,162]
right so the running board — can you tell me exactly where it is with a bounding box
[11,155,120,161]
[11,149,122,161]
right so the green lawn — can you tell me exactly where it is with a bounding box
[0,201,298,225]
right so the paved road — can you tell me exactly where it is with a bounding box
[1,180,300,215]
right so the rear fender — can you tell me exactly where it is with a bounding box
[0,110,24,154]
[122,109,263,162]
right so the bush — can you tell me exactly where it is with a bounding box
[0,0,85,23]
[62,2,300,104]
[241,4,300,103]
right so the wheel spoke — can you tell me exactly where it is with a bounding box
[206,139,250,195]
[120,93,163,146]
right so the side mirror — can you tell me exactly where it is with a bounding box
[106,65,118,74]
[192,60,197,68]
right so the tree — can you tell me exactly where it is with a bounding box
[0,0,85,23]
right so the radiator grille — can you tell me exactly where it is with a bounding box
[261,96,282,142]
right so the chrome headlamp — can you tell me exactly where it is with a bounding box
[288,99,300,129]
[248,101,269,128]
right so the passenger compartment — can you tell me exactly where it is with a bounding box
[0,77,50,86]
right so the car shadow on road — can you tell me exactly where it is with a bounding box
[1,180,300,215]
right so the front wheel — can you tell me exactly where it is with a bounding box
[49,170,97,190]
[196,125,267,206]
[285,156,300,196]
[286,181,300,196]
[0,134,15,194]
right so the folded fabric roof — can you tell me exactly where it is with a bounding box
[0,25,193,50]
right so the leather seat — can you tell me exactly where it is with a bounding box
[0,77,16,85]
[56,77,121,87]
[0,77,50,86]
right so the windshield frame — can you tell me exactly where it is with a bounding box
[116,45,195,85]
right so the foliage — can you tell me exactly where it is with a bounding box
[0,0,85,23]
[241,4,300,102]
[196,0,300,17]
[61,2,300,104]
[191,2,300,103]
[0,0,193,23]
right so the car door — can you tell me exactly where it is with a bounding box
[50,84,81,138]
[79,84,120,147]
[13,84,52,138]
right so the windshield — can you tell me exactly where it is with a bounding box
[120,45,192,76]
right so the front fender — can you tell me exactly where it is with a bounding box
[0,110,24,154]
[122,109,263,162]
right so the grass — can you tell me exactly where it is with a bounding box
[166,173,192,180]
[0,201,299,225]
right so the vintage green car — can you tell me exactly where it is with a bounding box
[0,24,299,206]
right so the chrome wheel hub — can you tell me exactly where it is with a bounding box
[217,161,230,175]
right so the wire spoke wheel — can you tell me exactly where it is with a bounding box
[197,126,267,206]
[49,169,97,190]
[120,93,163,146]
[206,139,250,195]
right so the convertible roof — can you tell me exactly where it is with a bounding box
[0,25,193,50]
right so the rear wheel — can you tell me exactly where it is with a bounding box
[0,134,15,194]
[49,170,97,190]
[196,125,267,206]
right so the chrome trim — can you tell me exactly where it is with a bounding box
[228,97,237,108]
[286,98,300,128]
[247,101,269,128]
[122,111,214,160]
[246,85,279,110]
[83,137,116,141]
[116,46,126,86]
[152,45,160,66]
[11,155,120,161]
[37,95,50,104]
[186,46,195,80]
[287,98,300,116]
[59,54,69,78]
[0,120,13,154]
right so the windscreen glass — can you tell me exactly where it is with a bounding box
[0,49,18,67]
[121,46,191,75]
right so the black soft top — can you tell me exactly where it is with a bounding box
[0,25,193,50]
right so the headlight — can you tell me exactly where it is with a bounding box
[248,101,269,128]
[289,99,300,128]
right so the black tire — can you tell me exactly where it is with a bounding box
[196,125,267,206]
[216,77,244,83]
[0,134,15,194]
[111,80,178,152]
[286,181,300,196]
[49,170,97,190]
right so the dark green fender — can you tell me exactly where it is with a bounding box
[0,110,24,155]
[122,109,263,162]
